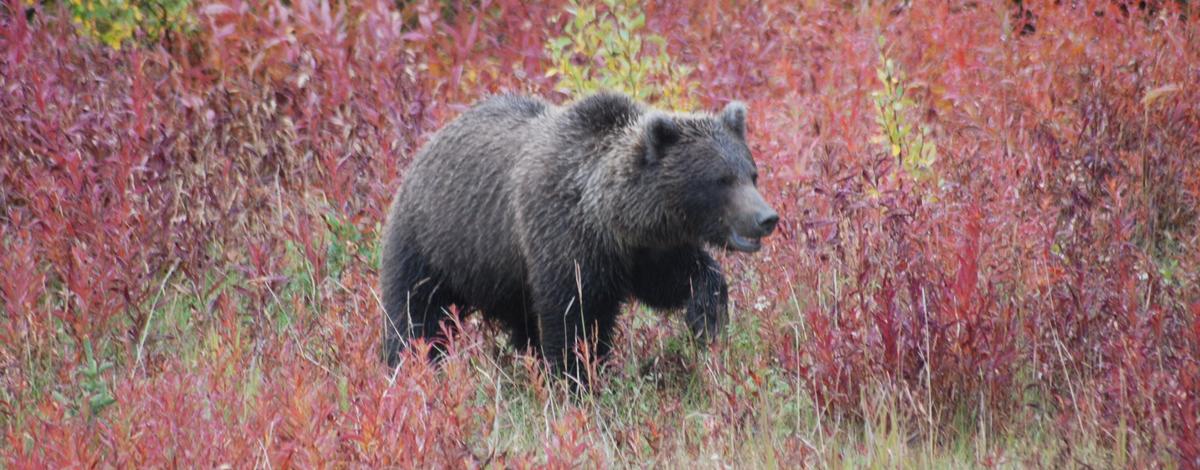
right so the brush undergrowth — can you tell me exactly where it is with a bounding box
[2,0,1198,466]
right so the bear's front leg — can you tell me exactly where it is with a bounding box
[685,255,729,343]
[530,265,620,386]
[631,247,729,342]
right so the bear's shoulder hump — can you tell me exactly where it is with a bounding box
[564,91,642,136]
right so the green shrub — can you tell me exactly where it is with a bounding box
[870,36,938,185]
[545,0,695,110]
[61,0,192,49]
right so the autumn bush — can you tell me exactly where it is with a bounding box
[2,0,1198,466]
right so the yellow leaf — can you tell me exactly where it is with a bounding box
[1142,84,1179,107]
[891,144,901,157]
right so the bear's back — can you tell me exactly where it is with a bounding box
[387,94,552,306]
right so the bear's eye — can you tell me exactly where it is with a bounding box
[718,175,736,186]
[751,172,759,185]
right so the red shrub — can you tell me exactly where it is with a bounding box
[2,0,1198,466]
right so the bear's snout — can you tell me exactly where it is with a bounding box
[755,211,780,236]
[721,184,778,252]
[730,184,777,235]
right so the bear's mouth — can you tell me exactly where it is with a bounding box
[726,231,762,252]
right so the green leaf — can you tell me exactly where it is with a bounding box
[89,394,116,413]
[549,37,572,50]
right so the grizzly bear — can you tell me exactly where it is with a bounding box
[380,91,778,381]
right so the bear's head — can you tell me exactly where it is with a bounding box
[636,102,779,252]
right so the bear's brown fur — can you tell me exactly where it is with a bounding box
[381,91,778,382]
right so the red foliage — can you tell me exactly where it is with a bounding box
[1,0,1198,466]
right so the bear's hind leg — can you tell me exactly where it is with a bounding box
[381,244,461,367]
[504,320,541,356]
[492,297,541,355]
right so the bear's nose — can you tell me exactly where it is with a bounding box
[757,212,779,235]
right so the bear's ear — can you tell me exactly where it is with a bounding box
[720,101,748,138]
[642,113,681,165]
